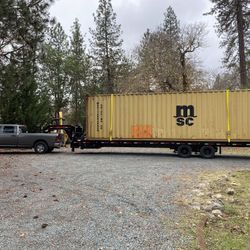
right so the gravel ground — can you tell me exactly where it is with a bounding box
[1,148,250,250]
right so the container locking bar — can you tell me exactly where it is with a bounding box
[109,94,114,141]
[226,90,231,143]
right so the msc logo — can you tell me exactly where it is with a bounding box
[174,105,197,127]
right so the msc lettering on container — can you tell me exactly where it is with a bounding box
[174,105,197,126]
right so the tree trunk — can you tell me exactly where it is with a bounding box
[106,65,113,93]
[104,17,114,94]
[74,82,78,125]
[236,0,247,88]
[180,52,188,91]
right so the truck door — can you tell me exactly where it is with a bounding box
[0,125,18,147]
[17,126,30,147]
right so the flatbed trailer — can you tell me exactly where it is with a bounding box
[71,138,250,158]
[70,90,250,158]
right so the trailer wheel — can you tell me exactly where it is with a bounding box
[177,145,192,158]
[200,145,215,159]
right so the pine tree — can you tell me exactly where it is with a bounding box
[0,0,53,63]
[163,6,182,90]
[0,0,15,62]
[90,0,125,93]
[207,0,249,88]
[0,0,54,131]
[68,19,91,125]
[41,22,70,116]
[163,6,180,42]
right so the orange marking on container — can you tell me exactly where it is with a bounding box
[131,125,153,138]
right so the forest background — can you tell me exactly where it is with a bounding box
[0,0,249,131]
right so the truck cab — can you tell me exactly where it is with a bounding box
[0,125,19,147]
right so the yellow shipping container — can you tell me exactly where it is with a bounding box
[86,90,250,143]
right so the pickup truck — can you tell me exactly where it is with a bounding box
[0,124,60,153]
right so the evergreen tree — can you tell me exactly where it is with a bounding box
[0,0,53,63]
[90,0,125,93]
[207,0,249,87]
[0,0,54,131]
[41,22,70,116]
[163,6,180,42]
[0,0,15,62]
[68,19,91,125]
[0,63,21,123]
[163,6,182,90]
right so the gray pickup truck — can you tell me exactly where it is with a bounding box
[0,124,60,153]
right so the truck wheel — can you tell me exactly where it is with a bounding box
[177,145,192,158]
[200,145,215,159]
[34,141,48,154]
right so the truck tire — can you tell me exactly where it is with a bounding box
[200,145,215,159]
[177,144,192,158]
[34,141,48,154]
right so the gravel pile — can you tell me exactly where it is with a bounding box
[0,148,250,249]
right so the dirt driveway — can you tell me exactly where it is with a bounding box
[1,148,250,250]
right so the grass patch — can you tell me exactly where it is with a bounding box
[204,171,250,250]
[177,170,250,250]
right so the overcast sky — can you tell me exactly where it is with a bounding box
[50,0,225,72]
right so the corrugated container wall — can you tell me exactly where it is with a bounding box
[86,90,250,142]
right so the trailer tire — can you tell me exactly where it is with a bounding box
[200,145,215,159]
[34,141,48,154]
[177,145,192,158]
